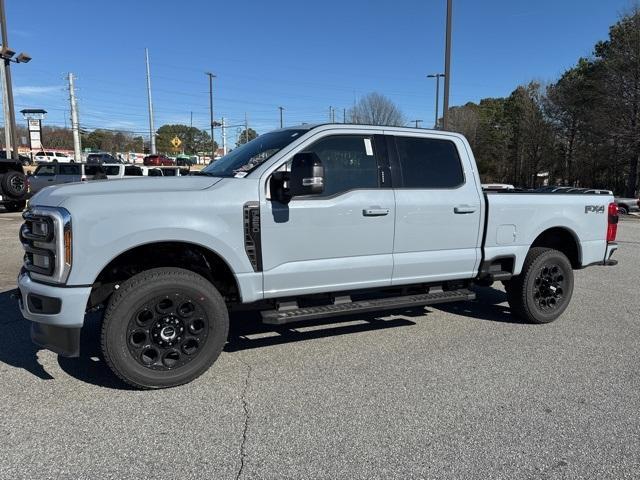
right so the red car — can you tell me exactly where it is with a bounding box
[143,154,175,166]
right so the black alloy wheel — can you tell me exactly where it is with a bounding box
[101,267,229,389]
[506,247,574,324]
[126,293,209,371]
[532,262,567,314]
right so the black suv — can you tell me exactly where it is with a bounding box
[0,158,28,212]
[86,152,120,165]
[0,150,32,166]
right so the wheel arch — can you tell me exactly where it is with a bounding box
[530,226,581,269]
[89,240,241,308]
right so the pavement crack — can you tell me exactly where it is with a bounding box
[236,359,252,480]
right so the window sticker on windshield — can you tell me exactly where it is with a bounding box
[234,171,248,178]
[364,138,374,156]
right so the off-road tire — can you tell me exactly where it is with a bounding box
[101,267,229,389]
[1,171,27,198]
[507,247,574,324]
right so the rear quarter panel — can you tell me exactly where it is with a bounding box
[485,193,611,274]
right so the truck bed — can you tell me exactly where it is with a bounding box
[483,192,611,275]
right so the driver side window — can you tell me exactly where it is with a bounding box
[285,135,379,197]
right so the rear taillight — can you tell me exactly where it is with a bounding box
[607,202,618,242]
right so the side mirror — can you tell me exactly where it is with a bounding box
[269,152,324,205]
[289,152,324,196]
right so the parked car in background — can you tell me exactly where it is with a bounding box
[98,164,165,178]
[176,154,197,166]
[482,183,515,191]
[615,197,640,214]
[0,150,32,166]
[29,163,92,194]
[157,166,190,176]
[143,154,174,166]
[0,157,28,211]
[86,152,119,165]
[34,151,74,164]
[535,186,613,195]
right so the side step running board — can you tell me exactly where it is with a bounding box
[261,288,476,325]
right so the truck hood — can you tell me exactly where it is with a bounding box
[30,176,223,207]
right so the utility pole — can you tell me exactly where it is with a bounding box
[412,119,423,129]
[244,113,248,144]
[442,0,453,130]
[0,65,10,155]
[145,48,156,154]
[343,108,346,123]
[205,72,216,159]
[278,106,284,128]
[221,117,227,155]
[68,73,81,161]
[190,111,193,128]
[0,0,21,160]
[427,73,445,128]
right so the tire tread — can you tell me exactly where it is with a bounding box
[100,267,228,389]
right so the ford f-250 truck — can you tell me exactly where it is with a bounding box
[17,124,619,389]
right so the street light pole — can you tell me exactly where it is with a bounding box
[145,48,156,155]
[442,0,453,130]
[68,73,81,161]
[427,73,445,129]
[205,72,216,159]
[0,65,10,155]
[0,0,21,160]
[278,106,284,128]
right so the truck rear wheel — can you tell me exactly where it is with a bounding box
[101,267,229,389]
[507,247,574,324]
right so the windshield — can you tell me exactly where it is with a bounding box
[201,129,307,177]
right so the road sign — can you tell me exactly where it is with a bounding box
[171,136,182,149]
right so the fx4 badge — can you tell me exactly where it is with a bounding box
[585,205,605,214]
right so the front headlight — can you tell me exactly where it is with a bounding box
[21,206,72,284]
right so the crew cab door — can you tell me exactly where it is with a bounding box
[388,133,483,284]
[260,133,395,298]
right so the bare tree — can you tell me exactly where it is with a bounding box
[348,92,405,126]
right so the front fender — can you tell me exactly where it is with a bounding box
[61,188,255,287]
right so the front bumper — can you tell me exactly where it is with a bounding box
[17,271,91,357]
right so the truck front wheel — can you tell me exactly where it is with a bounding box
[101,267,229,389]
[507,247,574,324]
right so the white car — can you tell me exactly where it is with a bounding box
[34,151,74,164]
[101,164,164,179]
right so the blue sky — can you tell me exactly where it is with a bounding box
[4,0,635,142]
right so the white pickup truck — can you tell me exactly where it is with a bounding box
[17,124,619,388]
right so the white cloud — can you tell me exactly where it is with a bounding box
[14,85,63,97]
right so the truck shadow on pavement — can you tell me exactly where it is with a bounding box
[223,309,422,353]
[0,286,522,389]
[434,286,526,324]
[0,289,54,380]
[53,309,424,389]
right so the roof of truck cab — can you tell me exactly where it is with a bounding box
[277,123,463,137]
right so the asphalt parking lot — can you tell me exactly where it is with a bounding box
[0,208,639,479]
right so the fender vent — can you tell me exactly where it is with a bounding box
[243,202,262,272]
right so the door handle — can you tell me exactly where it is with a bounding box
[363,207,390,216]
[454,205,476,214]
